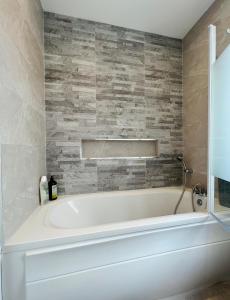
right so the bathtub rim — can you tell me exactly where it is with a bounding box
[4,210,211,253]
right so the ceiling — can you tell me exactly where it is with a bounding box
[41,0,215,39]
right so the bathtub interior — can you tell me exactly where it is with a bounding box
[46,187,207,230]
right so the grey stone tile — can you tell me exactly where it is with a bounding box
[45,12,183,194]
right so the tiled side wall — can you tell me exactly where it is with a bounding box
[45,12,183,194]
[183,0,230,187]
[0,0,45,240]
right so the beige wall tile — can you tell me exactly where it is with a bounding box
[183,0,230,188]
[2,145,46,239]
[0,0,45,240]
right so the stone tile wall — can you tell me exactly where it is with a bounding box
[0,0,45,240]
[183,0,230,187]
[45,12,183,194]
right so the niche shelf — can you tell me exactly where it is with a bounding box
[81,139,158,160]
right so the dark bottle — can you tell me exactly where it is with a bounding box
[48,176,58,201]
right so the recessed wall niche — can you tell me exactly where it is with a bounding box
[81,139,158,159]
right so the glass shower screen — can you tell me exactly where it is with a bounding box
[210,25,230,225]
[212,45,230,183]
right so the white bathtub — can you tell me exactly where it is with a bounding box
[3,187,230,300]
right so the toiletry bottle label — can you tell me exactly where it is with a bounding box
[52,185,57,199]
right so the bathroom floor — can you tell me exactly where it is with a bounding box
[188,282,230,300]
